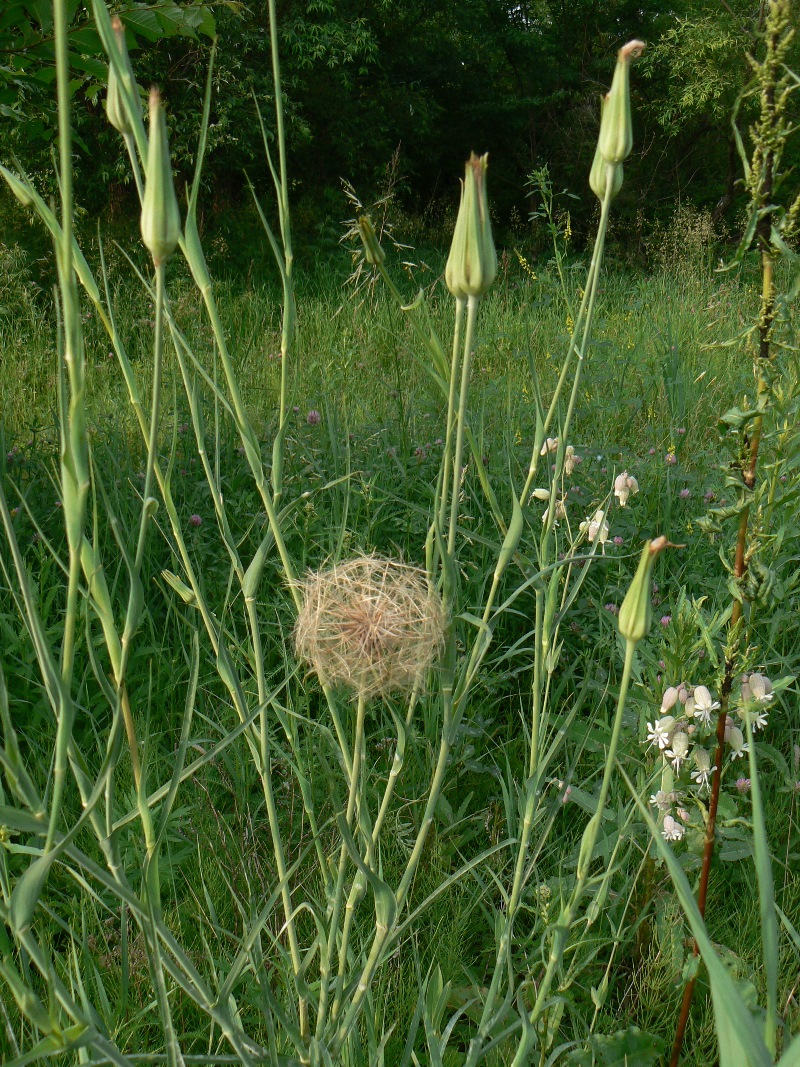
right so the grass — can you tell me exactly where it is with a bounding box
[2,221,799,1064]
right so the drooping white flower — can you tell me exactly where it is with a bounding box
[748,673,773,704]
[530,487,550,502]
[662,815,684,842]
[725,723,748,759]
[666,730,690,773]
[690,685,720,727]
[580,508,609,548]
[540,437,558,456]
[542,497,566,525]
[646,716,676,750]
[690,747,715,791]
[650,789,672,811]
[564,445,581,476]
[613,471,639,507]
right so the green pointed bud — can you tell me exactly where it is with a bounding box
[140,87,181,265]
[106,16,138,136]
[618,535,668,645]
[590,97,624,201]
[597,40,645,165]
[445,152,497,299]
[357,214,385,266]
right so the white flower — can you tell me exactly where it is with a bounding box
[564,445,581,476]
[662,815,684,842]
[666,731,690,773]
[530,487,550,502]
[542,497,566,525]
[690,747,715,791]
[580,509,609,548]
[613,471,639,507]
[540,437,558,456]
[748,673,773,704]
[725,723,748,759]
[660,686,679,713]
[690,685,720,727]
[647,716,676,750]
[650,789,673,811]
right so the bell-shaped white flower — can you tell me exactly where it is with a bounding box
[564,445,581,476]
[662,815,684,842]
[580,509,609,549]
[613,471,639,507]
[666,731,690,773]
[748,673,773,704]
[690,747,715,791]
[690,685,720,727]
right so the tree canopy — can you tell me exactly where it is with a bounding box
[1,0,798,241]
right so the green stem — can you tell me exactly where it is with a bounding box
[317,692,367,1036]
[510,638,636,1066]
[447,294,480,557]
[438,298,466,536]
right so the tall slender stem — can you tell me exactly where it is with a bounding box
[447,294,480,556]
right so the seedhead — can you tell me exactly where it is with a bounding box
[294,555,447,699]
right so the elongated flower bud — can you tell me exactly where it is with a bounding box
[597,40,645,166]
[445,152,497,299]
[618,535,667,645]
[106,16,138,136]
[589,97,624,201]
[357,215,385,266]
[140,87,181,265]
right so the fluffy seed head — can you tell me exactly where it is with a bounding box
[293,555,447,699]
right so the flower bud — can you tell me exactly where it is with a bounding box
[357,215,385,266]
[660,686,679,713]
[590,96,624,202]
[106,16,138,136]
[597,40,645,165]
[445,152,497,299]
[140,87,181,265]
[618,535,668,645]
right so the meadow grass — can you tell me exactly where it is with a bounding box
[2,7,800,1063]
[2,228,799,1064]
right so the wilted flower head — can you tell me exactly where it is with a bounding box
[613,471,639,506]
[294,555,447,699]
[540,437,559,456]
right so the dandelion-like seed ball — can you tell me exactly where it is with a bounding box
[293,555,447,699]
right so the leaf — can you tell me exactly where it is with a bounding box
[579,1027,665,1066]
